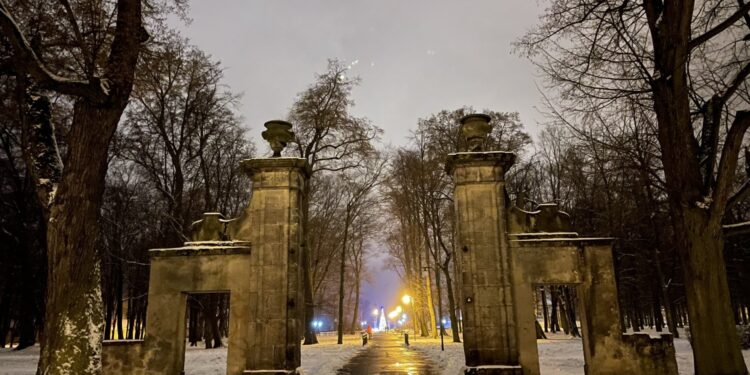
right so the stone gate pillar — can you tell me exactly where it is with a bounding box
[228,156,308,374]
[447,114,522,374]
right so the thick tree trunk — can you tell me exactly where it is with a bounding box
[442,264,461,342]
[535,320,547,339]
[115,277,123,340]
[207,295,222,348]
[550,287,559,333]
[541,287,549,332]
[301,179,318,345]
[435,263,445,337]
[652,286,663,332]
[349,263,361,333]
[563,287,579,338]
[15,240,40,349]
[336,211,351,345]
[349,281,360,333]
[188,298,199,346]
[678,212,748,375]
[37,103,122,374]
[423,260,438,338]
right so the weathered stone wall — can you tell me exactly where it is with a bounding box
[621,333,679,374]
[509,238,677,375]
[189,212,229,241]
[102,340,143,373]
[507,205,575,235]
[577,244,678,375]
[232,158,307,373]
[102,244,252,374]
[448,151,523,372]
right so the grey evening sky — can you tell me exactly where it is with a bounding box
[170,0,545,318]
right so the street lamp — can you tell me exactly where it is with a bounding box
[402,294,415,334]
[311,320,323,335]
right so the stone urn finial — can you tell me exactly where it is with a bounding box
[459,114,492,152]
[262,120,294,157]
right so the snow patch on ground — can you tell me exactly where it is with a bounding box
[299,334,365,374]
[0,334,364,375]
[0,345,39,375]
[409,332,750,375]
[404,336,466,375]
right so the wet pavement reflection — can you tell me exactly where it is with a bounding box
[337,332,438,374]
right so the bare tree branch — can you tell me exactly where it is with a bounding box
[689,1,750,50]
[712,110,750,217]
[57,0,94,76]
[0,0,108,101]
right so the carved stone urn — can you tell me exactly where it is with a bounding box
[459,113,492,152]
[261,120,294,157]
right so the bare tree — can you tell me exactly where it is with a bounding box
[0,0,160,372]
[335,155,385,344]
[288,59,381,344]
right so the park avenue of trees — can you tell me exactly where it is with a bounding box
[0,1,749,374]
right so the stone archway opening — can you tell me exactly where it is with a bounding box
[184,292,231,375]
[532,284,585,374]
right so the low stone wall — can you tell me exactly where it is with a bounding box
[102,340,143,374]
[621,333,678,375]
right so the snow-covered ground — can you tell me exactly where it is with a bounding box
[2,331,748,374]
[0,333,364,375]
[0,345,38,375]
[299,333,365,374]
[408,331,750,375]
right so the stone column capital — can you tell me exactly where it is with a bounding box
[241,157,310,177]
[445,151,516,182]
[240,158,311,191]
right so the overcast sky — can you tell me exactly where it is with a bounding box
[170,0,545,319]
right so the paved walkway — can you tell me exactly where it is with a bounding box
[337,332,438,374]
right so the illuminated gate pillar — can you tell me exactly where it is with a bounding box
[101,120,308,375]
[447,114,522,375]
[229,156,307,374]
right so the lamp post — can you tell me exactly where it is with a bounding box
[311,320,322,335]
[402,294,414,334]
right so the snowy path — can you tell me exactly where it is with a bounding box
[337,332,438,374]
